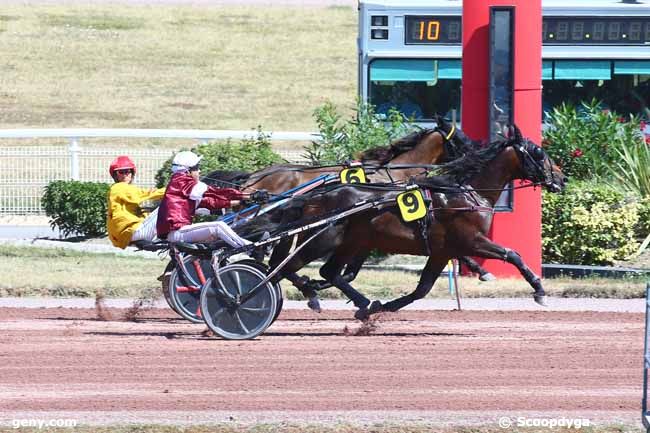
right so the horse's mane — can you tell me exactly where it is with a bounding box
[415,173,461,191]
[427,138,512,184]
[359,128,436,164]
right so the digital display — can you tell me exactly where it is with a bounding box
[543,17,650,44]
[405,16,462,44]
[403,15,650,45]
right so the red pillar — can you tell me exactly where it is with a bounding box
[461,0,543,276]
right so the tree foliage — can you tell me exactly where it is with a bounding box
[303,100,418,165]
[155,128,283,187]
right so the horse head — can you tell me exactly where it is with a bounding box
[508,125,566,193]
[434,114,476,161]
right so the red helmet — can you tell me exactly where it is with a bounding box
[109,155,136,176]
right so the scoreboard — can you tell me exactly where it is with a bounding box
[358,0,650,133]
[398,15,650,45]
[542,17,650,44]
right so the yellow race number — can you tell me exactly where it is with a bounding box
[397,189,427,222]
[340,167,367,184]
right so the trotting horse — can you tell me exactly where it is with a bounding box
[207,118,493,302]
[239,125,566,318]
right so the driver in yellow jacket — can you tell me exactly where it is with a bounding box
[107,156,165,249]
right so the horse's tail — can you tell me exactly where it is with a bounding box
[202,170,251,188]
[236,196,308,241]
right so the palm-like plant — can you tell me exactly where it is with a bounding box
[608,134,650,198]
[607,136,650,254]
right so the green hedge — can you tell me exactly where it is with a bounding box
[155,129,283,187]
[42,180,110,238]
[542,181,640,265]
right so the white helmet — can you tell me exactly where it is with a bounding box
[171,151,202,172]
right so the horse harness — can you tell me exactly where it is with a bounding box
[415,185,496,256]
[409,140,554,254]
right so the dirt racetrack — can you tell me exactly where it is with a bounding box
[0,306,643,427]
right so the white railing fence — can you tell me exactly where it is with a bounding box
[0,129,315,215]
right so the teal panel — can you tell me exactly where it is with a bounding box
[438,60,462,79]
[542,61,553,80]
[614,61,650,75]
[370,59,435,82]
[554,61,611,80]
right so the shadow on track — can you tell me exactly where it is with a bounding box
[86,330,214,340]
[85,329,468,339]
[264,331,467,338]
[34,316,188,324]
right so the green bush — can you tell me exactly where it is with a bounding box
[303,100,417,165]
[155,128,284,187]
[542,181,639,265]
[42,180,110,238]
[543,100,645,181]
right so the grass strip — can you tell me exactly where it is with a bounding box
[0,245,646,299]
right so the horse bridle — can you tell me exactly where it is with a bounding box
[437,123,466,162]
[514,141,557,189]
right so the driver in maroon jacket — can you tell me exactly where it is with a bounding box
[156,151,259,247]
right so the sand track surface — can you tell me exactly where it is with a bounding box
[0,307,643,426]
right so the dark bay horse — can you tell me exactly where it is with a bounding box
[239,125,566,318]
[205,118,493,310]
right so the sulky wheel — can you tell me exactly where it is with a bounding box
[161,261,178,314]
[169,255,215,323]
[233,260,283,323]
[200,261,278,340]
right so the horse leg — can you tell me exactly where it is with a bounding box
[471,236,546,306]
[302,253,369,292]
[283,272,322,313]
[319,255,371,318]
[341,253,368,282]
[459,256,496,281]
[378,256,447,314]
[267,242,322,313]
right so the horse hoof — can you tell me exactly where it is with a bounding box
[479,272,496,282]
[295,275,310,287]
[368,300,383,314]
[307,297,322,313]
[354,307,369,321]
[534,295,547,307]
